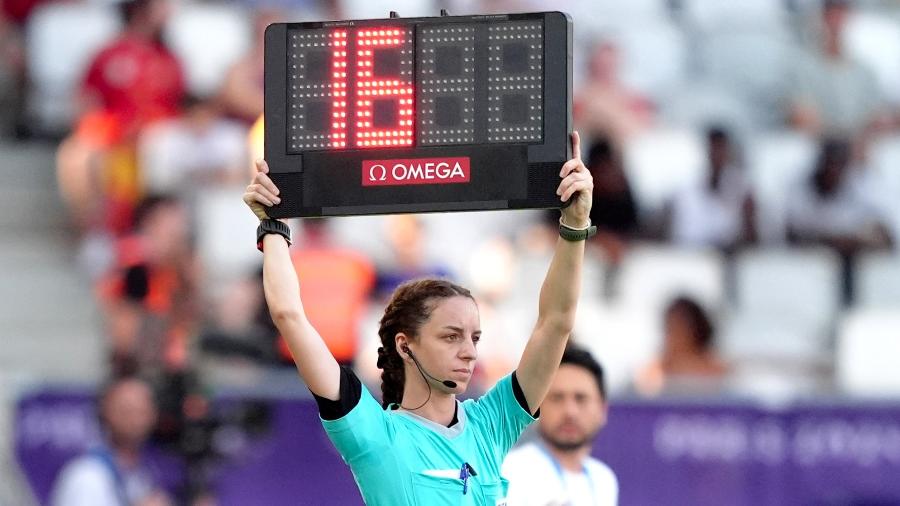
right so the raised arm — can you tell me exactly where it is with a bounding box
[516,132,593,412]
[243,160,341,399]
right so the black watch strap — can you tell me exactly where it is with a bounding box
[558,219,597,242]
[257,219,292,251]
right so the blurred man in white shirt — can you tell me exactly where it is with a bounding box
[503,343,618,506]
[51,376,171,506]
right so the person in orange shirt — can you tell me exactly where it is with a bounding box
[281,219,375,366]
[97,195,199,375]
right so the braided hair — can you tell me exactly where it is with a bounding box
[376,278,473,409]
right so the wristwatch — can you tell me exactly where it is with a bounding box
[257,219,292,251]
[558,217,597,242]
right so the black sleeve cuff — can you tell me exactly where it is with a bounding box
[511,371,540,418]
[312,366,363,420]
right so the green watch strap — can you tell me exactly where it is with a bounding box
[558,218,597,242]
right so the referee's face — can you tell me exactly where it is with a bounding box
[416,296,481,391]
[539,364,607,452]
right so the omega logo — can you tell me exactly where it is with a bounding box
[362,157,471,187]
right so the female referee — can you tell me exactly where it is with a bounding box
[242,132,594,505]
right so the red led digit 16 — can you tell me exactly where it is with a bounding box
[329,28,413,149]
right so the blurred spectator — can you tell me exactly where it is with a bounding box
[573,137,639,265]
[200,268,282,365]
[787,138,893,254]
[668,127,756,251]
[97,195,200,376]
[0,9,24,137]
[788,138,893,301]
[574,39,654,149]
[373,215,452,300]
[787,0,886,138]
[58,0,186,236]
[56,111,135,235]
[1,0,51,24]
[636,297,728,396]
[503,343,618,506]
[217,10,280,124]
[283,219,375,366]
[80,0,184,143]
[139,93,248,195]
[51,376,172,506]
[541,137,638,266]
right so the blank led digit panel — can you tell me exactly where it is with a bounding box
[487,21,543,143]
[417,25,476,146]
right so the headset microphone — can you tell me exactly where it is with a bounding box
[403,346,458,389]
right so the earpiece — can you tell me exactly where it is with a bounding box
[402,344,457,389]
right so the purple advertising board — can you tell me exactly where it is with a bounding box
[15,389,900,505]
[596,402,900,505]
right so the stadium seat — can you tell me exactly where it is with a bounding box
[719,311,829,366]
[622,128,706,214]
[681,0,788,32]
[573,300,660,394]
[870,135,900,193]
[195,186,264,286]
[720,241,842,400]
[614,244,725,318]
[340,0,440,18]
[164,2,251,96]
[612,19,688,102]
[868,135,900,242]
[854,252,900,308]
[726,361,824,401]
[467,236,519,301]
[662,81,753,135]
[448,0,669,24]
[508,249,606,308]
[733,248,841,332]
[25,2,121,133]
[842,11,900,106]
[745,131,817,243]
[530,0,675,85]
[836,308,900,396]
[568,0,669,24]
[564,0,672,45]
[697,28,796,128]
[284,3,332,23]
[723,305,828,402]
[420,209,543,283]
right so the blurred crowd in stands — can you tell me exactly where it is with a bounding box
[2,0,900,502]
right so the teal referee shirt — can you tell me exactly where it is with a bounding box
[321,373,536,505]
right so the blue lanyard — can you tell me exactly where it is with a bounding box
[89,447,131,506]
[537,443,598,505]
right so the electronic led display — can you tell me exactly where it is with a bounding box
[265,11,572,218]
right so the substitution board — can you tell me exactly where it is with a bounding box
[264,11,572,217]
